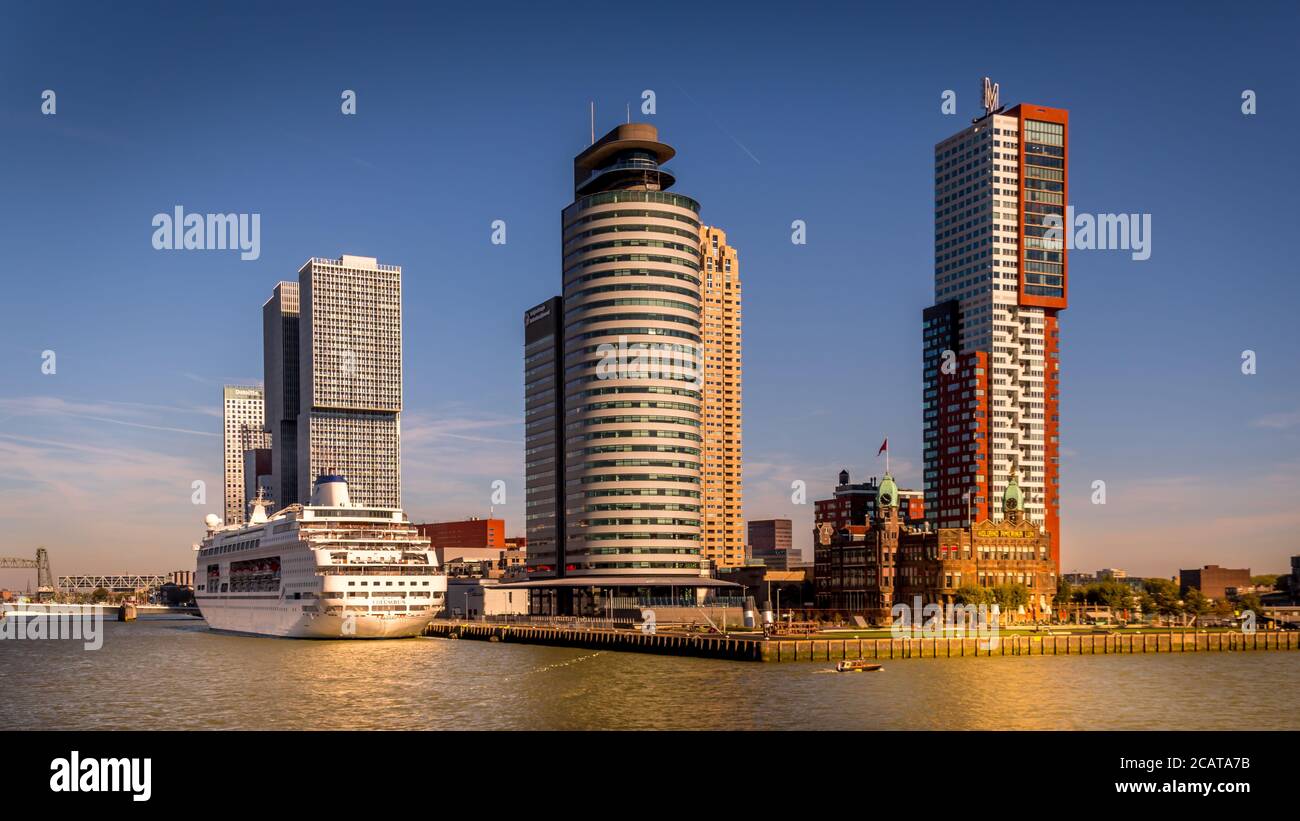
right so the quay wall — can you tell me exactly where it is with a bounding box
[423,622,1300,663]
[426,620,762,661]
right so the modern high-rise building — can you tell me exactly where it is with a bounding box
[559,123,703,580]
[296,254,403,508]
[747,518,791,567]
[523,296,565,583]
[699,225,744,568]
[222,385,265,525]
[522,123,727,614]
[242,445,273,514]
[923,82,1066,566]
[262,280,300,509]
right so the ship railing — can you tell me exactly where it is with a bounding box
[318,566,445,576]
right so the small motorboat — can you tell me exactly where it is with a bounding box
[836,660,883,673]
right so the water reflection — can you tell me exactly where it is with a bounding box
[1,620,1296,730]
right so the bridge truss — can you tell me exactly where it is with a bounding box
[57,574,170,593]
[0,547,55,592]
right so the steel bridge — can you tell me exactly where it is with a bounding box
[0,547,55,595]
[57,574,171,593]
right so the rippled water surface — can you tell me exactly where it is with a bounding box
[2,618,1297,730]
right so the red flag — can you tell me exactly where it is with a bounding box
[876,438,888,457]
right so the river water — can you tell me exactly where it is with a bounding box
[2,618,1297,730]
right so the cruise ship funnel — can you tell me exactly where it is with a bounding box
[311,474,350,507]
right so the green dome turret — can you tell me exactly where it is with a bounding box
[878,473,899,508]
[1002,472,1024,515]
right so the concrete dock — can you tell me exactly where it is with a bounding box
[425,621,1300,662]
[427,620,763,660]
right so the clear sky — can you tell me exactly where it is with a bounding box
[1,1,1298,589]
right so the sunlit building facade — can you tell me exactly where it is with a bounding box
[557,123,704,580]
[262,280,300,509]
[222,385,265,525]
[699,225,743,568]
[297,254,403,508]
[924,89,1067,567]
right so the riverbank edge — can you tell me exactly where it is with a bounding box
[424,621,1300,662]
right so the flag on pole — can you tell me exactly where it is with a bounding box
[876,438,888,457]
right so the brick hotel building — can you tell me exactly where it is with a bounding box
[815,469,925,532]
[923,87,1067,567]
[815,472,1056,621]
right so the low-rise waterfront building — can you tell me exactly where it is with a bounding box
[444,557,504,578]
[415,517,507,550]
[1180,565,1251,600]
[1064,570,1146,591]
[446,577,529,619]
[1262,556,1300,606]
[717,564,812,609]
[503,545,526,574]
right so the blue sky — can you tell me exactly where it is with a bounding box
[1,0,1298,586]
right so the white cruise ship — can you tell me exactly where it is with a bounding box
[194,475,446,638]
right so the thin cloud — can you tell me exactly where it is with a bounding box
[103,399,222,419]
[0,397,217,437]
[402,411,521,446]
[672,81,761,165]
[1251,411,1300,430]
[61,414,216,437]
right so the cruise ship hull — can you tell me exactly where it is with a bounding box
[194,477,447,640]
[199,600,435,639]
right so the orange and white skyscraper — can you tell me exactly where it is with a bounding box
[923,81,1067,567]
[699,225,743,568]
